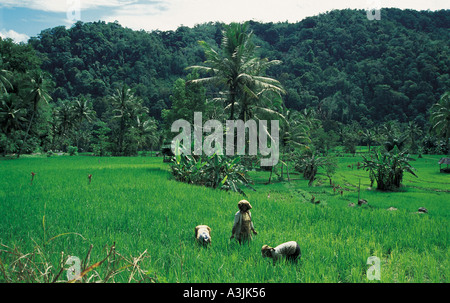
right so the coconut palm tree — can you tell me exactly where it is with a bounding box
[136,116,159,152]
[72,97,95,126]
[296,152,327,186]
[0,69,12,94]
[430,91,450,147]
[71,97,96,149]
[0,94,27,134]
[187,22,285,121]
[281,108,311,153]
[405,121,422,153]
[299,108,321,130]
[383,132,408,152]
[362,129,376,152]
[277,107,312,181]
[109,84,141,155]
[17,71,52,157]
[56,100,74,145]
[129,97,149,126]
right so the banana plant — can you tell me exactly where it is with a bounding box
[170,140,254,196]
[362,146,417,190]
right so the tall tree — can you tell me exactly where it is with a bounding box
[0,94,27,155]
[56,100,74,148]
[109,84,151,155]
[278,107,312,181]
[72,97,95,126]
[110,84,135,155]
[17,71,52,158]
[71,97,96,149]
[362,129,376,152]
[0,94,26,134]
[0,69,12,93]
[136,117,159,152]
[430,92,450,148]
[187,22,285,121]
[405,121,422,153]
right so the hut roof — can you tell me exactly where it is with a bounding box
[161,145,174,156]
[438,157,450,165]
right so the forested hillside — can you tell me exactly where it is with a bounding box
[29,8,449,124]
[1,8,449,156]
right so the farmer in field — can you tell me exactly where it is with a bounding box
[230,200,257,244]
[261,241,301,264]
[195,225,212,246]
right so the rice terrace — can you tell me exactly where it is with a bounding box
[0,151,448,283]
[0,3,449,287]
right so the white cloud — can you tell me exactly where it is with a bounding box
[0,0,138,13]
[0,0,447,16]
[0,29,30,43]
[1,0,448,34]
[101,0,450,32]
[104,0,316,31]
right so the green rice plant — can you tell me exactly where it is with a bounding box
[0,154,448,283]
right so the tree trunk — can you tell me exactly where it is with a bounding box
[118,116,125,155]
[286,162,291,182]
[229,87,236,120]
[267,165,273,184]
[17,110,36,158]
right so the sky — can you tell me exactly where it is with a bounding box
[0,0,448,43]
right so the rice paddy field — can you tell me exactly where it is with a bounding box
[0,152,448,283]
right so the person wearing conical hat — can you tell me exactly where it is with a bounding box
[230,200,257,244]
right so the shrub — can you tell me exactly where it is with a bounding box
[361,146,417,191]
[68,146,78,156]
[421,135,449,155]
[295,153,327,186]
[170,143,254,196]
[324,154,338,185]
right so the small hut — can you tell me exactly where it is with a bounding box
[161,144,174,163]
[438,157,450,173]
